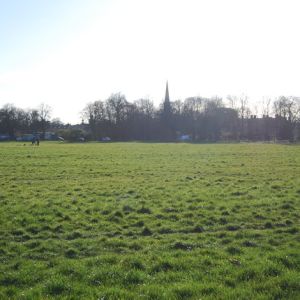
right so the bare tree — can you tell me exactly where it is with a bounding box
[226,95,238,110]
[238,94,248,119]
[0,104,18,136]
[262,97,272,117]
[134,98,155,119]
[106,93,127,124]
[38,103,52,138]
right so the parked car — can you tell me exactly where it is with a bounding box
[178,134,191,141]
[16,134,35,142]
[0,134,11,141]
[100,137,111,142]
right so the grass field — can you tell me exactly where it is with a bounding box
[0,142,299,299]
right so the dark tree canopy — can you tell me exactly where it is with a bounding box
[1,94,300,142]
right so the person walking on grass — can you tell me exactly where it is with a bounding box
[31,136,36,145]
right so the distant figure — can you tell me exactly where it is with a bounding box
[31,135,40,145]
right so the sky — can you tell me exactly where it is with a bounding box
[1,0,300,124]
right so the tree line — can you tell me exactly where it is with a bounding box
[82,93,300,142]
[0,103,64,139]
[1,94,300,142]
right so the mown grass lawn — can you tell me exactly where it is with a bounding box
[0,142,299,299]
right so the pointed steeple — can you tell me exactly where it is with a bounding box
[163,81,171,116]
[165,81,170,104]
[161,81,173,139]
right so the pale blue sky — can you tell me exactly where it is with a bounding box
[1,0,300,123]
[0,0,107,71]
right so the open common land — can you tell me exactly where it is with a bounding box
[0,142,299,299]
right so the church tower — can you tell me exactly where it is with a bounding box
[165,81,170,103]
[163,81,171,116]
[161,81,174,140]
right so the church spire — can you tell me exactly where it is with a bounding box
[161,81,173,139]
[165,81,170,104]
[163,81,171,117]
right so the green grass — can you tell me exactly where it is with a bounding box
[0,142,299,299]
